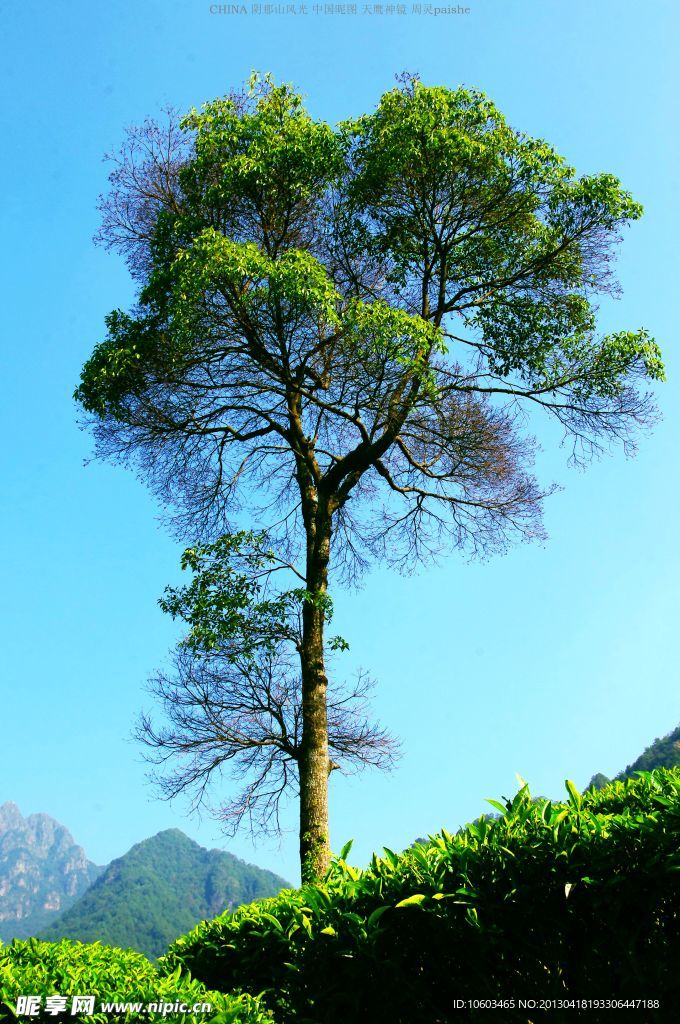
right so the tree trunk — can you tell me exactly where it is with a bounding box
[298,513,332,881]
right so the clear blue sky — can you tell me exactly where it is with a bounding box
[1,0,678,885]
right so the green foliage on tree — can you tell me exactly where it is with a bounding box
[159,532,347,657]
[76,73,663,879]
[164,769,680,1022]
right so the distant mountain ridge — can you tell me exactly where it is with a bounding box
[39,828,290,958]
[0,802,102,942]
[587,721,680,790]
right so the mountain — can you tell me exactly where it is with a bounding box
[587,721,680,790]
[0,801,103,942]
[39,828,290,958]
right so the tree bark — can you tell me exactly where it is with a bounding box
[298,509,332,881]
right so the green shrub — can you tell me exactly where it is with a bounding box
[0,938,273,1023]
[165,769,680,1022]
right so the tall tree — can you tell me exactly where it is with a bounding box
[76,74,663,879]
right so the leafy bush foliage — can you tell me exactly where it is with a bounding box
[0,938,272,1023]
[165,769,680,1022]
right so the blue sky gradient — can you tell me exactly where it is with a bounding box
[1,0,678,883]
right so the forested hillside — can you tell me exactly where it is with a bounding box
[587,722,680,790]
[39,829,290,958]
[618,723,680,776]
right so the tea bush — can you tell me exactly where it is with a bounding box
[0,938,272,1023]
[164,769,680,1022]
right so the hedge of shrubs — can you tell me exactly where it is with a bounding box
[0,938,272,1023]
[164,770,680,1023]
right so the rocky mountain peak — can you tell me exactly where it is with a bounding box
[0,802,24,829]
[0,801,103,942]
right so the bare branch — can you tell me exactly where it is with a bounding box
[136,644,399,839]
